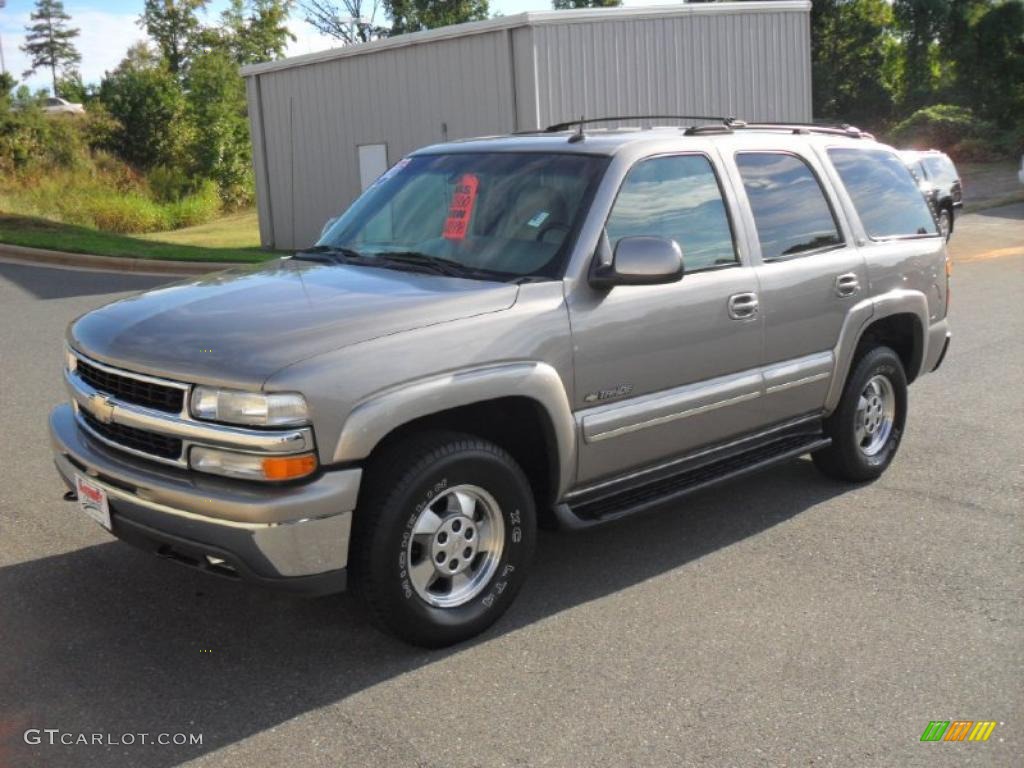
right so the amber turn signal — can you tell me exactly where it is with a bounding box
[261,454,318,480]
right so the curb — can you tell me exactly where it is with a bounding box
[0,243,249,275]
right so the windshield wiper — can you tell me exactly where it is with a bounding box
[372,251,503,281]
[290,245,364,264]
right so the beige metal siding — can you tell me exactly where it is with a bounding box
[245,4,812,250]
[528,10,811,130]
[252,31,515,249]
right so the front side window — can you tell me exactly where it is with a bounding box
[606,154,737,271]
[318,152,608,280]
[828,148,939,239]
[735,152,843,260]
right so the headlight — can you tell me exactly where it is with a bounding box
[190,387,309,427]
[191,447,318,481]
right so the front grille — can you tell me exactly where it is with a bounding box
[76,359,184,414]
[80,410,183,461]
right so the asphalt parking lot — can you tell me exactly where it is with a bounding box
[0,205,1021,768]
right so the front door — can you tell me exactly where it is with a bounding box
[567,153,764,486]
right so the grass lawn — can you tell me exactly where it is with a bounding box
[0,211,278,263]
[137,210,263,249]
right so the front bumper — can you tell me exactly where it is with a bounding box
[924,321,952,374]
[50,404,360,594]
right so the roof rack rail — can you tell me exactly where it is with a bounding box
[544,115,733,133]
[734,122,874,139]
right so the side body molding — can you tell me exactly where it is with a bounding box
[825,288,930,413]
[332,362,578,498]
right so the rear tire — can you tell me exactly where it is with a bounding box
[813,346,908,482]
[350,431,536,648]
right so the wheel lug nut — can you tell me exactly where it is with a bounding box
[435,552,446,564]
[449,559,459,571]
[437,532,447,544]
[463,547,472,559]
[452,519,462,533]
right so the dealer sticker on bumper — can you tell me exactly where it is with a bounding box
[75,475,111,531]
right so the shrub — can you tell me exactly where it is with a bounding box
[164,180,221,228]
[149,163,196,202]
[948,137,1005,163]
[84,192,172,233]
[889,104,995,151]
[79,105,122,153]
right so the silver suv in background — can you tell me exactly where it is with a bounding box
[51,118,951,647]
[901,149,962,240]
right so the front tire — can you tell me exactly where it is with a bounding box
[938,208,952,241]
[351,431,536,648]
[813,346,908,482]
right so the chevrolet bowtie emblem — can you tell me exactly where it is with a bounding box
[87,393,117,424]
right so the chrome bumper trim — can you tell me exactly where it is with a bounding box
[51,405,360,577]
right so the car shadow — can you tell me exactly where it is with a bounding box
[0,261,173,301]
[0,458,849,767]
[973,201,1023,221]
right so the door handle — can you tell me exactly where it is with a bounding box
[728,292,759,320]
[835,272,860,297]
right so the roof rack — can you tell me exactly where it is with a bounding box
[534,116,874,142]
[544,115,733,133]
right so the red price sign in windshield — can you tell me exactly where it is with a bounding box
[442,173,479,240]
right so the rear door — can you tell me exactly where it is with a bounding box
[727,148,866,425]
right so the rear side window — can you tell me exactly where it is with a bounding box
[735,152,843,260]
[606,154,737,271]
[828,148,938,239]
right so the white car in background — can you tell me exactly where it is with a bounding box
[41,97,85,116]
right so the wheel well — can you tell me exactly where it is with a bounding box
[855,313,923,382]
[366,397,560,522]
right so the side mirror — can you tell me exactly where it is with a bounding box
[590,236,684,288]
[319,216,339,239]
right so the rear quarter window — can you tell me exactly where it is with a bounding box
[828,148,939,239]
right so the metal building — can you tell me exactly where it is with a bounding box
[242,1,812,250]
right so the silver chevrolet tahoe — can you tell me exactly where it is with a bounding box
[51,119,952,647]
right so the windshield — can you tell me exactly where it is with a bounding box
[316,152,609,280]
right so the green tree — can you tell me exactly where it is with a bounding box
[811,0,894,123]
[552,0,620,9]
[892,0,949,110]
[20,0,82,97]
[964,0,1024,125]
[140,0,209,76]
[184,48,252,204]
[0,73,16,107]
[99,52,189,168]
[386,0,488,35]
[55,70,88,103]
[220,0,297,64]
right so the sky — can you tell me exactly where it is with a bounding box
[0,0,648,92]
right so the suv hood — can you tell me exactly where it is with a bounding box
[69,259,519,389]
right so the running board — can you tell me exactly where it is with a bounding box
[554,433,831,529]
